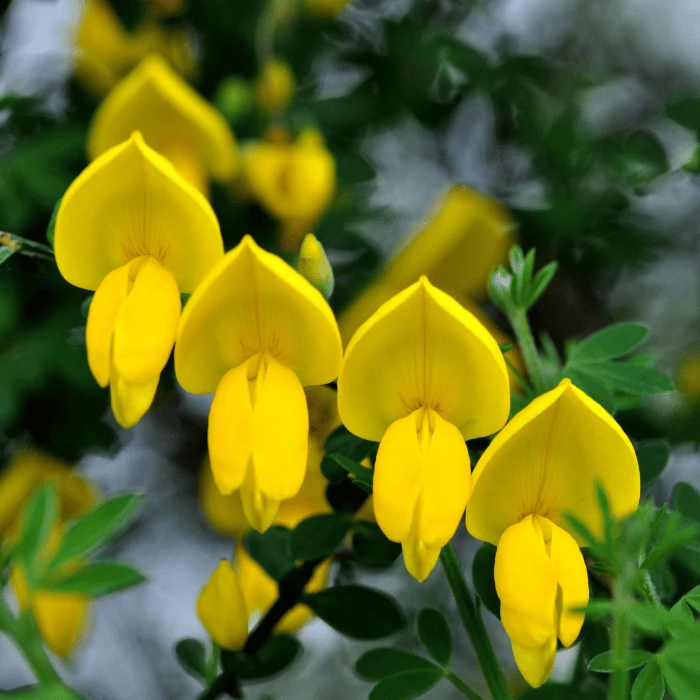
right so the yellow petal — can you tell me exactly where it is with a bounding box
[374,408,470,582]
[0,449,96,538]
[88,56,239,187]
[235,544,330,633]
[207,362,254,496]
[543,517,589,647]
[511,637,557,688]
[110,368,160,428]
[199,458,250,539]
[112,257,181,385]
[10,566,90,659]
[196,560,248,651]
[175,234,342,394]
[86,261,130,387]
[338,185,514,344]
[467,379,640,546]
[55,132,223,293]
[338,276,510,442]
[495,516,558,650]
[208,354,309,532]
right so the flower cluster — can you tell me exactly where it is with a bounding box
[52,29,642,690]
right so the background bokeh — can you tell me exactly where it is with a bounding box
[1,0,700,698]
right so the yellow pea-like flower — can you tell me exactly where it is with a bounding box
[55,132,224,428]
[0,449,96,658]
[256,59,295,114]
[243,130,335,250]
[75,0,194,96]
[467,379,641,687]
[196,560,248,651]
[337,276,510,581]
[88,56,239,195]
[339,185,514,345]
[176,236,342,532]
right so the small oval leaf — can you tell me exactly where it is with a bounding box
[369,669,443,700]
[291,513,352,562]
[416,609,451,666]
[356,648,438,681]
[588,649,652,673]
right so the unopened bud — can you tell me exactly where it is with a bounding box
[298,233,335,299]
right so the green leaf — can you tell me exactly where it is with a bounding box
[527,260,558,307]
[14,483,59,572]
[632,659,665,700]
[588,649,652,672]
[2,685,87,699]
[416,609,451,666]
[290,513,352,561]
[566,369,615,413]
[175,638,208,681]
[41,561,145,597]
[46,198,61,246]
[352,521,401,568]
[228,634,302,681]
[472,543,500,619]
[619,131,669,184]
[302,585,406,639]
[681,585,700,613]
[243,526,295,582]
[50,493,144,568]
[322,453,374,492]
[368,669,443,700]
[570,323,650,362]
[671,482,700,522]
[659,635,700,700]
[356,648,439,680]
[666,96,700,135]
[635,440,670,490]
[576,361,674,396]
[323,425,376,463]
[0,244,16,266]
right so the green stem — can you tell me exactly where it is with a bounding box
[610,598,630,700]
[206,638,220,685]
[445,670,484,700]
[439,545,512,700]
[0,597,61,685]
[509,308,546,394]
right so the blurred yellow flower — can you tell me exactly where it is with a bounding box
[75,0,194,96]
[236,545,330,634]
[467,379,640,687]
[88,56,239,195]
[197,560,248,651]
[304,0,353,16]
[0,449,96,658]
[55,132,224,427]
[675,350,700,399]
[339,185,515,345]
[243,130,335,250]
[338,277,510,581]
[176,236,342,532]
[256,59,295,114]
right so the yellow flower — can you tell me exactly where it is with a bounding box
[467,379,641,687]
[0,449,96,658]
[675,350,700,399]
[75,0,194,96]
[176,236,342,532]
[236,544,330,634]
[196,560,248,651]
[339,185,515,345]
[304,0,353,16]
[55,132,224,428]
[243,130,335,250]
[337,277,510,581]
[88,56,239,195]
[256,59,295,113]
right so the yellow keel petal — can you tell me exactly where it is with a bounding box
[110,369,159,428]
[511,636,557,688]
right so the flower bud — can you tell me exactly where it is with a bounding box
[196,560,248,651]
[298,234,334,299]
[256,59,295,113]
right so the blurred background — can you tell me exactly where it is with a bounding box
[1,0,700,698]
